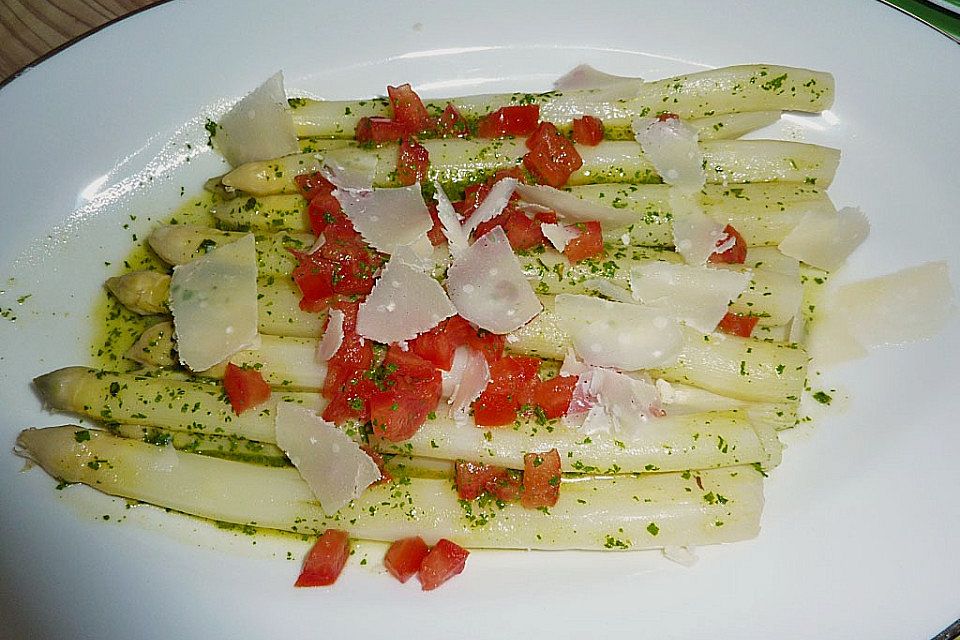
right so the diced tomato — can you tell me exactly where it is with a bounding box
[360,445,392,484]
[306,191,357,239]
[657,112,679,122]
[571,115,604,146]
[294,529,350,587]
[425,201,446,246]
[437,102,469,138]
[454,460,523,502]
[456,167,526,220]
[355,116,409,144]
[501,210,546,250]
[473,355,541,427]
[408,315,505,370]
[534,209,559,225]
[293,172,335,202]
[708,224,748,265]
[418,539,469,591]
[387,83,433,134]
[223,363,271,415]
[716,311,759,338]
[321,301,375,423]
[384,536,430,584]
[290,238,385,311]
[523,121,583,188]
[369,346,442,442]
[533,375,577,420]
[562,220,603,262]
[476,105,539,138]
[467,328,506,366]
[520,449,561,509]
[397,136,430,186]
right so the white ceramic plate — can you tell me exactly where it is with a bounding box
[1,1,958,638]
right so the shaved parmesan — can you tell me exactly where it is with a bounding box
[541,223,579,252]
[670,191,727,265]
[629,262,752,333]
[462,178,517,238]
[560,347,589,377]
[274,402,380,516]
[433,181,469,259]
[444,348,491,421]
[335,184,433,255]
[316,309,344,362]
[446,227,542,334]
[321,146,378,191]
[778,207,870,271]
[663,546,698,567]
[554,64,645,92]
[215,72,299,167]
[808,262,956,366]
[632,116,705,192]
[357,257,456,343]
[566,366,662,434]
[169,234,259,371]
[554,294,682,370]
[836,261,956,347]
[515,183,634,226]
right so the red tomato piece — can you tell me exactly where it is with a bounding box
[223,363,271,415]
[425,201,446,246]
[454,460,523,502]
[293,172,335,201]
[355,116,409,144]
[437,102,469,138]
[295,529,350,587]
[418,539,470,591]
[322,301,375,422]
[369,347,442,442]
[291,237,385,311]
[571,115,604,146]
[520,449,561,509]
[533,375,577,420]
[716,311,759,337]
[523,121,583,188]
[476,105,539,138]
[467,329,506,365]
[534,209,559,225]
[708,224,748,265]
[387,83,433,134]
[562,220,603,262]
[501,210,546,251]
[657,112,680,122]
[384,536,430,584]
[473,356,541,427]
[306,191,357,239]
[396,136,430,186]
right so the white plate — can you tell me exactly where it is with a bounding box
[1,1,958,638]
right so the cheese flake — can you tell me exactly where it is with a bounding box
[357,257,456,344]
[669,190,727,265]
[321,147,378,191]
[629,262,752,333]
[274,402,380,516]
[462,178,517,238]
[335,184,433,255]
[554,294,682,370]
[632,116,705,192]
[541,222,580,252]
[443,347,492,421]
[316,309,344,362]
[515,183,634,226]
[778,206,870,271]
[169,234,259,371]
[446,227,542,334]
[566,366,662,434]
[433,181,469,259]
[216,72,299,167]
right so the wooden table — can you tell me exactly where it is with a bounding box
[0,0,161,83]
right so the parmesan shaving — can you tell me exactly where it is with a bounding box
[316,309,344,362]
[669,190,727,265]
[215,72,299,167]
[274,402,380,516]
[462,178,517,238]
[433,180,469,259]
[445,348,491,421]
[321,147,378,191]
[169,234,259,372]
[632,116,705,192]
[446,227,542,334]
[554,64,645,92]
[554,294,682,370]
[566,366,662,434]
[334,184,433,255]
[515,183,634,226]
[778,206,870,271]
[357,257,456,344]
[629,262,752,333]
[541,222,579,252]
